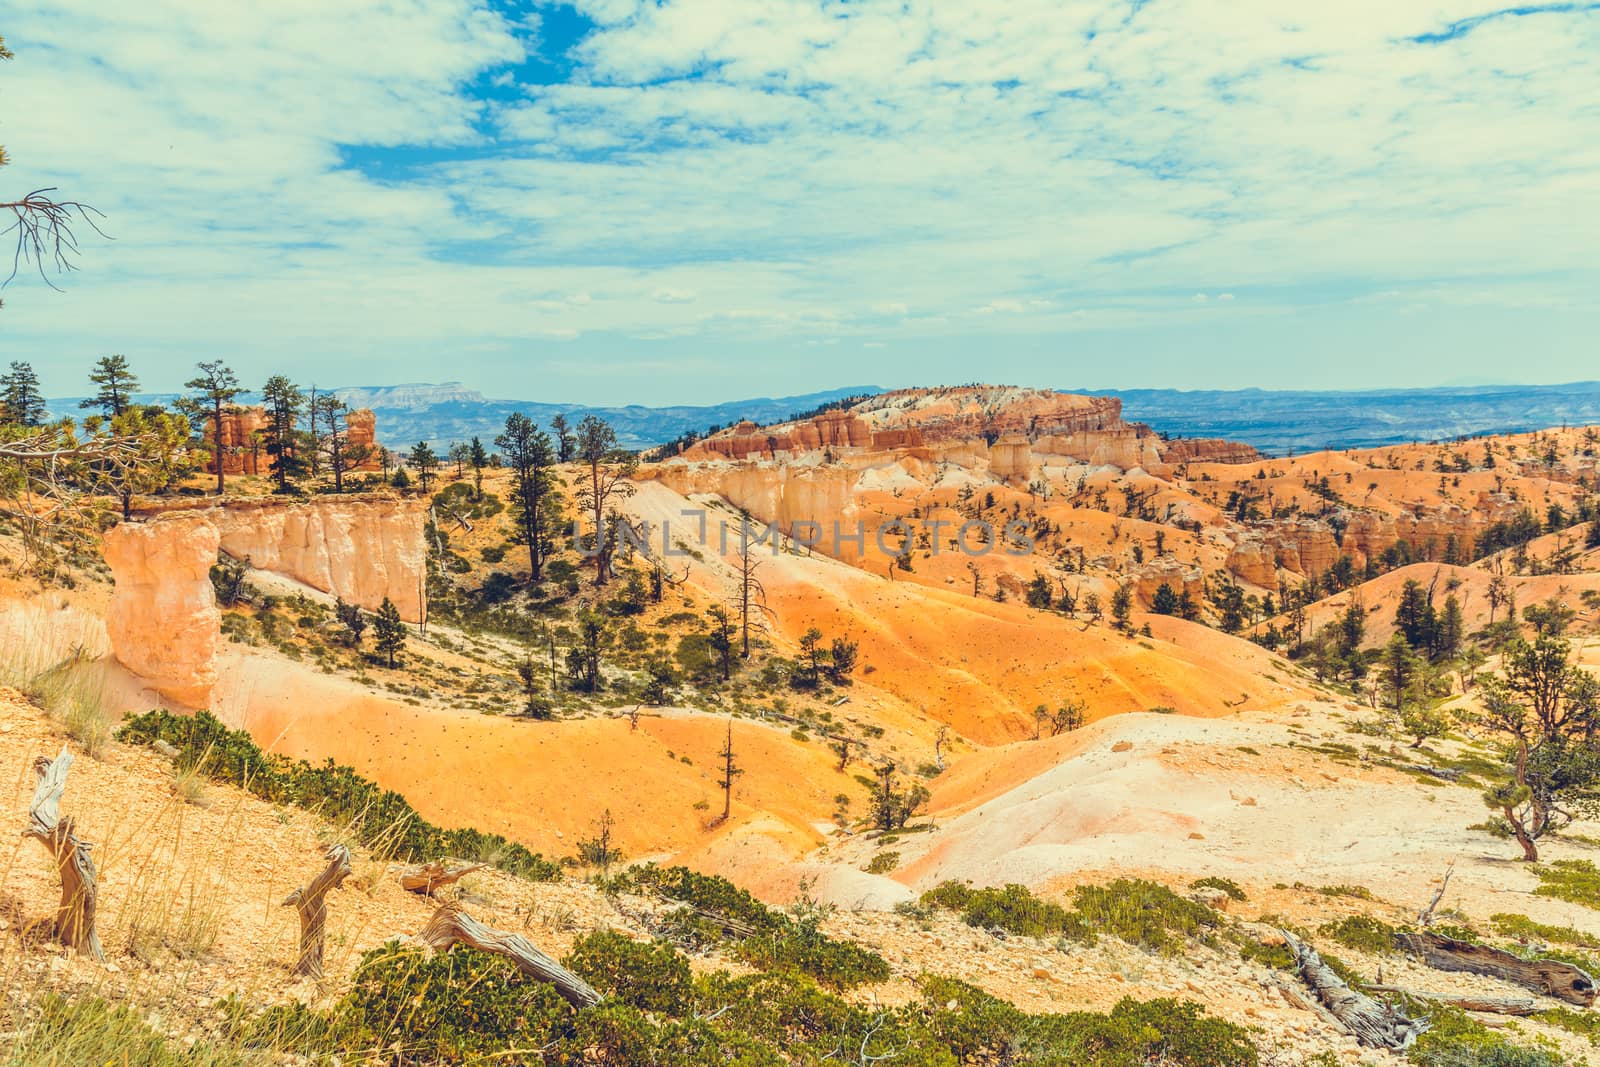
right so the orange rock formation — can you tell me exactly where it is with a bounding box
[101,496,428,706]
[204,407,382,475]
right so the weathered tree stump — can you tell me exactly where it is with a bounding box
[283,844,352,978]
[1282,931,1428,1050]
[419,906,602,1008]
[24,747,104,961]
[1396,930,1596,1006]
[399,860,486,897]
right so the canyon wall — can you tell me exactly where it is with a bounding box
[212,496,428,621]
[102,495,428,707]
[679,387,1256,478]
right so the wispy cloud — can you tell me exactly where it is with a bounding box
[3,0,1597,400]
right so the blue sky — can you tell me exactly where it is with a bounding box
[3,1,1598,403]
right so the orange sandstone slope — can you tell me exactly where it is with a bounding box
[623,480,1314,748]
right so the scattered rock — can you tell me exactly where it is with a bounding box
[1111,741,1134,753]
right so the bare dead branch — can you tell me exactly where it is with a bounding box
[1,189,109,290]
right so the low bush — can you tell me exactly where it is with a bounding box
[1533,860,1600,910]
[1319,915,1401,955]
[239,937,1256,1066]
[1405,1005,1564,1066]
[1190,875,1247,902]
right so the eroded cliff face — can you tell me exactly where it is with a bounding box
[212,496,427,621]
[1224,493,1527,587]
[102,515,221,707]
[678,386,1256,478]
[101,495,428,707]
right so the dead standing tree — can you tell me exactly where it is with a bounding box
[732,516,775,658]
[575,415,636,586]
[283,843,352,978]
[23,746,103,960]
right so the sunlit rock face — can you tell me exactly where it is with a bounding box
[101,495,427,706]
[103,514,221,707]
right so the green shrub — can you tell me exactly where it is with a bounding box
[1190,875,1247,902]
[615,865,888,989]
[960,884,1078,938]
[920,880,975,912]
[118,711,560,881]
[1406,1005,1563,1066]
[1535,1006,1600,1046]
[1317,883,1376,901]
[565,931,693,1014]
[864,850,900,875]
[1069,879,1220,954]
[1320,915,1400,955]
[1490,912,1600,948]
[1533,860,1600,909]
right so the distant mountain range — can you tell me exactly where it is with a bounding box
[48,380,1600,457]
[1100,381,1600,455]
[46,384,880,453]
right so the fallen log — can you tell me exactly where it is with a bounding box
[399,861,486,897]
[1396,930,1596,1007]
[283,844,352,978]
[1366,986,1538,1016]
[419,906,602,1008]
[1281,931,1428,1050]
[23,747,104,961]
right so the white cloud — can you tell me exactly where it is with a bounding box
[2,0,1597,399]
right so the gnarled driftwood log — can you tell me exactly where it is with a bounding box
[1396,930,1596,1007]
[419,906,602,1008]
[399,860,486,897]
[1366,986,1538,1016]
[283,843,352,978]
[23,747,104,961]
[1282,930,1428,1050]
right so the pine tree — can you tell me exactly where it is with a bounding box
[468,436,488,498]
[551,413,576,464]
[716,720,743,822]
[1110,583,1134,632]
[373,597,406,668]
[1151,583,1179,616]
[80,354,139,417]
[181,361,242,495]
[260,375,304,492]
[496,413,557,580]
[707,605,736,681]
[1,361,47,426]
[407,441,438,492]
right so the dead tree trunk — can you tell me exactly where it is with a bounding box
[24,747,104,961]
[1396,930,1597,1006]
[399,861,486,897]
[283,844,352,978]
[1365,987,1538,1016]
[418,906,602,1008]
[1281,931,1428,1050]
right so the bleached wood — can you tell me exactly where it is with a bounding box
[418,906,602,1008]
[282,843,352,978]
[399,860,486,896]
[1397,930,1597,1007]
[1282,931,1428,1050]
[24,747,103,961]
